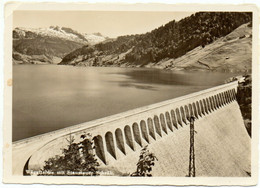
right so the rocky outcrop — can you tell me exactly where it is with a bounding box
[237,74,252,136]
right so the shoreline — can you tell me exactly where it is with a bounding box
[13,62,251,74]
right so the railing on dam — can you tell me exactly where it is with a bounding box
[12,81,239,175]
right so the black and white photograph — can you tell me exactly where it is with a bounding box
[2,2,259,186]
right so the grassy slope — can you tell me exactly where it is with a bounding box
[154,23,252,72]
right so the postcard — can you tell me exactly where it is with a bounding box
[2,2,259,185]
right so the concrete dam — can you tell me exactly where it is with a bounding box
[12,81,251,176]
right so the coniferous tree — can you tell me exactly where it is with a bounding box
[41,133,99,176]
[131,146,158,177]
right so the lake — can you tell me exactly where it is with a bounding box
[13,65,239,141]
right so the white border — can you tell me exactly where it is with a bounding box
[1,1,259,187]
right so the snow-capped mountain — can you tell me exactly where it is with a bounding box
[13,26,107,45]
[13,26,108,64]
[84,33,109,45]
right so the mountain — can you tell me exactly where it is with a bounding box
[13,26,107,64]
[59,12,252,72]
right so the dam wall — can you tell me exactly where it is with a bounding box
[12,81,251,176]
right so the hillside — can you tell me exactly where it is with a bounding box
[153,23,252,72]
[13,26,108,64]
[59,12,252,72]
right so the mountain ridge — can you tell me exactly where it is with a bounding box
[13,26,108,64]
[59,12,252,72]
[13,26,108,45]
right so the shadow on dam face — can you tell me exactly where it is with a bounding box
[14,82,250,177]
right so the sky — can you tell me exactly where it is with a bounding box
[13,11,194,38]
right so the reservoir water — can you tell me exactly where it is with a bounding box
[13,65,239,141]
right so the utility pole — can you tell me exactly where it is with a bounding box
[188,116,195,177]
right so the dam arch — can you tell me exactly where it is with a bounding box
[170,110,178,129]
[218,93,223,106]
[115,128,126,155]
[140,120,149,143]
[230,90,234,101]
[212,95,218,110]
[203,99,208,114]
[214,95,219,108]
[147,118,156,140]
[210,97,215,111]
[189,104,193,118]
[193,102,198,118]
[180,106,186,124]
[196,101,201,117]
[209,97,214,110]
[184,105,189,120]
[165,112,173,132]
[220,93,225,106]
[200,100,205,115]
[132,123,142,147]
[221,93,225,105]
[105,132,116,160]
[93,135,106,164]
[154,115,162,137]
[226,91,231,103]
[175,108,182,127]
[124,125,135,151]
[160,114,168,134]
[206,98,211,113]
